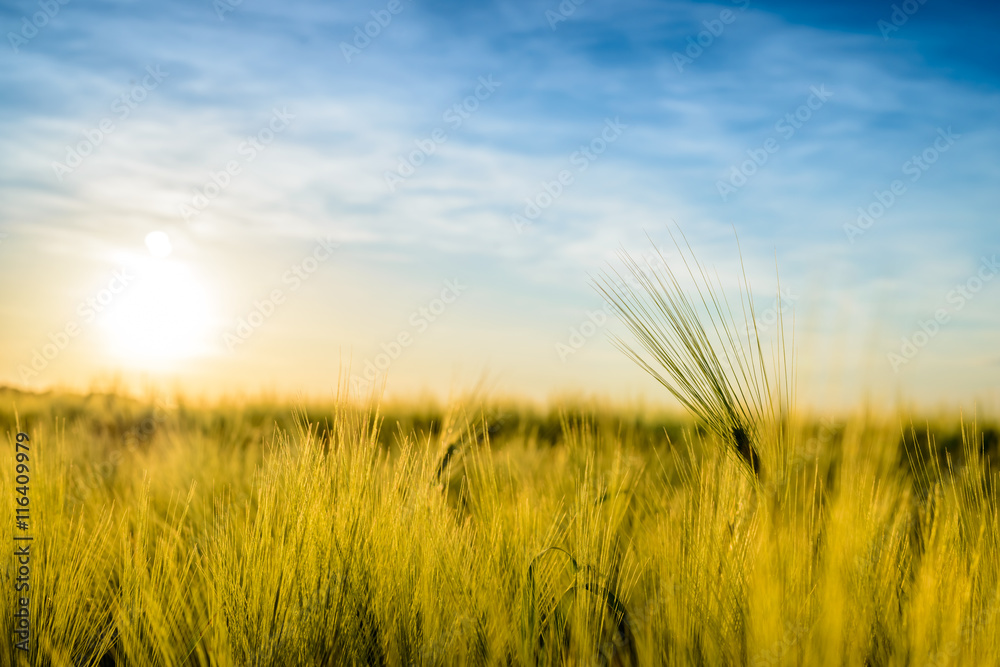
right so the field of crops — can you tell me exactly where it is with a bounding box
[1,386,997,666]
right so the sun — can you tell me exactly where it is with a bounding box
[100,245,215,368]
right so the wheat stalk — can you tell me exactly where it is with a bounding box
[594,227,794,480]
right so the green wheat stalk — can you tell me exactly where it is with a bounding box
[594,227,794,480]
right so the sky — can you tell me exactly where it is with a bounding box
[1,0,998,411]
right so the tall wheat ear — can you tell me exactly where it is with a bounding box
[593,226,795,483]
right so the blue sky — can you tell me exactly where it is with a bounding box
[1,0,997,409]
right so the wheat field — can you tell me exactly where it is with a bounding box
[4,0,992,663]
[1,384,997,666]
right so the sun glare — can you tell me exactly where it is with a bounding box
[101,256,214,368]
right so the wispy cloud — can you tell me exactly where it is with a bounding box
[1,0,996,404]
